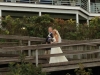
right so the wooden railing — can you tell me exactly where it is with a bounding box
[1,35,100,68]
[1,43,100,66]
[0,35,45,57]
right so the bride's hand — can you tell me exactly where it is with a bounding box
[51,42,57,44]
[51,42,53,44]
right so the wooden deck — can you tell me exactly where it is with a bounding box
[0,35,100,73]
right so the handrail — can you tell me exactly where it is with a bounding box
[0,35,45,41]
[1,35,100,66]
[1,35,100,42]
[1,41,100,66]
[1,42,99,52]
[2,0,80,6]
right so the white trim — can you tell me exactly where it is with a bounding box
[0,2,89,15]
[78,12,88,19]
[0,9,2,28]
[0,6,78,14]
[39,12,41,16]
[76,12,79,26]
[0,2,99,18]
[79,8,89,15]
[0,2,81,10]
[89,13,100,16]
[88,0,91,12]
[0,9,1,18]
[87,19,89,26]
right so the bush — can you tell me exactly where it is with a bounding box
[66,64,93,75]
[2,15,28,35]
[75,64,92,75]
[27,14,54,37]
[7,54,47,75]
[1,15,100,40]
[89,17,100,39]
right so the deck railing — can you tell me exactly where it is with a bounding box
[0,0,91,12]
[0,0,81,6]
[0,35,100,68]
[91,3,100,13]
[2,0,100,13]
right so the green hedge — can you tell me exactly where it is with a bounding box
[1,15,100,40]
[7,54,47,75]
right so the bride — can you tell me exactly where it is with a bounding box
[49,29,68,63]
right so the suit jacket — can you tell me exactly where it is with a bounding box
[46,32,53,44]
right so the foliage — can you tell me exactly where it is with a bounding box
[1,15,100,40]
[53,19,76,39]
[7,54,47,75]
[27,14,54,37]
[75,64,92,75]
[76,24,89,40]
[89,17,100,39]
[66,64,92,75]
[2,15,28,35]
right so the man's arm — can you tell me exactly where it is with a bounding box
[50,33,53,38]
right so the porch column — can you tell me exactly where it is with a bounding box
[38,0,40,2]
[88,0,91,12]
[76,13,79,27]
[0,9,2,28]
[37,0,40,4]
[87,19,89,26]
[39,12,41,16]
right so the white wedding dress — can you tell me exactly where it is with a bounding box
[49,37,68,63]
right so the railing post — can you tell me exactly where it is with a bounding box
[19,40,23,53]
[88,0,91,12]
[36,49,38,67]
[0,9,2,28]
[92,3,95,13]
[52,0,53,5]
[98,46,100,58]
[28,40,31,56]
[11,0,16,3]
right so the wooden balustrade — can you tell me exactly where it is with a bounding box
[1,40,100,66]
[0,35,100,69]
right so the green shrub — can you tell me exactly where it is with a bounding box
[66,64,93,75]
[1,15,100,40]
[75,64,92,75]
[7,54,47,75]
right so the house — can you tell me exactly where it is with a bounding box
[0,0,100,25]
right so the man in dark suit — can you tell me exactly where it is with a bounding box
[45,27,53,54]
